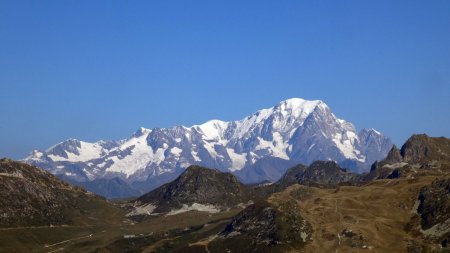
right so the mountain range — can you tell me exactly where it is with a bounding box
[24,98,392,198]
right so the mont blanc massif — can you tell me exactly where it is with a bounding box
[24,98,392,198]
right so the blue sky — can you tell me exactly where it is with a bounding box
[1,1,449,159]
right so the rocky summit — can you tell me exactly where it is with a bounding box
[276,160,362,189]
[368,134,450,180]
[24,98,392,198]
[128,165,266,216]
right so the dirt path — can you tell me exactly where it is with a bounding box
[0,224,94,231]
[44,233,93,248]
[188,234,218,253]
[335,199,342,253]
[47,248,65,253]
[141,236,181,253]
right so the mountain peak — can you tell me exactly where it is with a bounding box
[369,128,382,135]
[133,127,151,137]
[276,160,361,188]
[193,119,229,140]
[279,98,324,108]
[275,98,326,118]
[359,128,383,137]
[400,134,450,163]
[183,165,220,175]
[133,165,253,215]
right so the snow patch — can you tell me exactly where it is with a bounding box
[226,148,247,171]
[153,147,167,165]
[383,162,408,169]
[126,204,157,217]
[48,141,106,162]
[203,141,219,158]
[307,143,315,153]
[370,128,381,135]
[254,133,289,160]
[194,120,229,141]
[170,147,183,156]
[105,132,153,177]
[332,133,365,162]
[191,150,201,162]
[166,203,220,216]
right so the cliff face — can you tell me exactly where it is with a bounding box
[368,134,450,180]
[417,178,450,233]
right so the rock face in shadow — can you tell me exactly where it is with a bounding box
[209,200,312,253]
[417,178,450,230]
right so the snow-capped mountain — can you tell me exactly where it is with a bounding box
[24,98,392,198]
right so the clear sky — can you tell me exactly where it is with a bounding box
[1,1,449,159]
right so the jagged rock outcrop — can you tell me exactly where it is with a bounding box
[417,178,450,235]
[368,134,450,180]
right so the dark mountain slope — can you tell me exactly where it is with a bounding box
[0,158,121,228]
[276,161,362,189]
[417,178,450,245]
